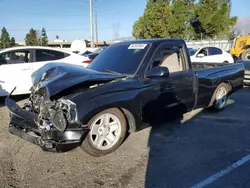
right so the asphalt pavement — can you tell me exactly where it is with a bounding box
[0,87,250,188]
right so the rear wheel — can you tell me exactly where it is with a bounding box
[223,61,229,64]
[210,83,229,111]
[81,108,127,156]
[241,49,250,60]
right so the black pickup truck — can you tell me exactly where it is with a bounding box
[5,38,244,156]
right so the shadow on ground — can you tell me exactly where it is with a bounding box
[145,86,250,188]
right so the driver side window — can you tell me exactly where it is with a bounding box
[149,44,184,73]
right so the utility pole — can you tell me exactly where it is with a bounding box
[95,11,98,47]
[89,0,94,47]
[112,22,120,40]
[112,24,116,40]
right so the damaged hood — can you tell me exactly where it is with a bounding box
[31,63,125,97]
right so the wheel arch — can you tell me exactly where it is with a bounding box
[119,107,137,133]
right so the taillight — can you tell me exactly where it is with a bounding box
[82,59,92,64]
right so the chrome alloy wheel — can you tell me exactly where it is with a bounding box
[215,86,227,109]
[89,113,122,150]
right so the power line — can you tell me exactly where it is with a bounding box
[7,28,111,31]
[1,10,138,19]
[95,11,139,19]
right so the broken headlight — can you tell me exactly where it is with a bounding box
[55,99,78,124]
[50,99,78,132]
[38,99,78,132]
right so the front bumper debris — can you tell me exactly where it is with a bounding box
[5,94,88,152]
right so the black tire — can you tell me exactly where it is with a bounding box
[241,49,250,60]
[223,61,229,64]
[80,108,127,157]
[209,83,230,112]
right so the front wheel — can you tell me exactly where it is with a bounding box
[81,108,127,156]
[210,83,229,111]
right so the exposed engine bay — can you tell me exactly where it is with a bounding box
[26,92,78,133]
[18,62,124,136]
[5,88,87,151]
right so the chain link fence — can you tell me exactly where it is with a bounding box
[186,39,234,51]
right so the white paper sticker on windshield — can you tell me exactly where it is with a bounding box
[128,44,147,49]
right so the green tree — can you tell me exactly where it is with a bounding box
[193,0,237,39]
[40,27,48,46]
[132,2,172,39]
[25,28,40,46]
[0,27,11,48]
[133,0,236,40]
[168,0,196,39]
[10,37,16,47]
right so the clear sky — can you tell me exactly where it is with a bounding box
[0,0,249,42]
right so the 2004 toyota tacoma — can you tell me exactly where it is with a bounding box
[6,38,245,156]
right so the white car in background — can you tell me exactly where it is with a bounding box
[0,46,89,96]
[190,46,234,64]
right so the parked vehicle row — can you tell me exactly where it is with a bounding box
[5,38,245,156]
[82,47,106,64]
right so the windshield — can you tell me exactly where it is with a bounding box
[188,48,197,56]
[88,43,150,75]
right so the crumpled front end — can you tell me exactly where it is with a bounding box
[5,63,126,152]
[5,89,89,152]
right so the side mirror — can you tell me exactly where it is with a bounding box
[197,53,205,58]
[146,67,170,78]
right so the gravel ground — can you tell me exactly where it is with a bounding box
[0,87,250,188]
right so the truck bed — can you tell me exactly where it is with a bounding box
[192,61,250,85]
[192,62,245,109]
[191,62,231,70]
